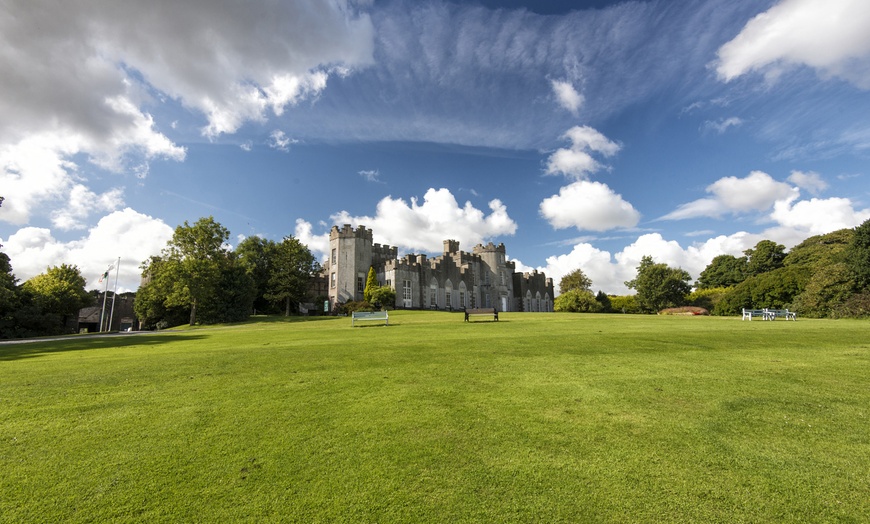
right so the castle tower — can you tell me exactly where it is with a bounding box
[472,242,513,311]
[327,224,373,308]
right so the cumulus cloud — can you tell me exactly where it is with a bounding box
[787,170,828,195]
[662,170,798,220]
[545,126,621,179]
[551,80,584,115]
[540,180,641,232]
[298,188,517,256]
[1,208,174,292]
[771,195,870,235]
[0,0,374,230]
[716,0,870,88]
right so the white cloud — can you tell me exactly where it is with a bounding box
[545,126,621,179]
[2,208,174,292]
[0,0,374,230]
[771,195,870,235]
[551,80,584,115]
[540,180,641,232]
[268,130,298,152]
[703,116,744,134]
[294,218,330,261]
[662,170,798,220]
[787,170,828,195]
[51,185,125,231]
[304,188,517,255]
[359,169,382,183]
[716,0,870,88]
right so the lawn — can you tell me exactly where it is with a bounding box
[1,311,868,523]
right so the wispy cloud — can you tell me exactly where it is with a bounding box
[358,169,382,183]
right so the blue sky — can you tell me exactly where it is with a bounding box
[2,0,869,294]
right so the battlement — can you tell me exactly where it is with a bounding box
[329,224,372,241]
[473,242,506,255]
[373,243,398,260]
[443,239,460,254]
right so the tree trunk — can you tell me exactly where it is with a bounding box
[285,296,290,317]
[189,299,197,326]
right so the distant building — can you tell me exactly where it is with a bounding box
[322,224,553,312]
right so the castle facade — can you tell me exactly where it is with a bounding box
[323,224,554,312]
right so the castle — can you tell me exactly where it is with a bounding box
[323,224,554,312]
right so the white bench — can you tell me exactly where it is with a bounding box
[766,309,796,321]
[351,310,389,327]
[742,308,768,321]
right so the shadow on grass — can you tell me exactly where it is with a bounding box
[0,332,208,362]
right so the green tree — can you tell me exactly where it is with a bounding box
[713,266,811,316]
[555,289,603,312]
[21,264,92,333]
[697,254,747,289]
[199,259,256,323]
[744,240,786,277]
[363,266,378,303]
[595,290,612,312]
[625,256,692,313]
[559,268,592,294]
[369,285,396,310]
[237,236,279,314]
[846,219,870,291]
[265,236,318,316]
[162,217,231,326]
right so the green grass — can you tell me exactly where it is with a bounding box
[1,311,868,523]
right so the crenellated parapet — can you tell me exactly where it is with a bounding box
[329,224,372,241]
[472,242,506,255]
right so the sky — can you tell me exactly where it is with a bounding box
[2,0,870,296]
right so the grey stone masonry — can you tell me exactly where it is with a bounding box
[322,224,553,312]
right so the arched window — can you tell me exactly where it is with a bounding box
[458,281,467,309]
[429,278,438,308]
[445,279,453,310]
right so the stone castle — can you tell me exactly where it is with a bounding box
[323,224,554,312]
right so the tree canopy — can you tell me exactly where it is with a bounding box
[625,256,692,313]
[559,268,592,294]
[21,264,92,333]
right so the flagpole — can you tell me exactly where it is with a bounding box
[108,257,121,331]
[100,274,109,332]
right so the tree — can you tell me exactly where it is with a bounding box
[265,236,318,316]
[697,254,747,289]
[625,256,692,313]
[21,264,92,333]
[713,266,811,316]
[237,236,279,314]
[744,240,786,277]
[559,268,592,294]
[846,219,870,291]
[162,217,231,326]
[363,266,378,303]
[555,289,603,312]
[369,286,396,310]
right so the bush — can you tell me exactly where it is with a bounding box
[554,289,603,313]
[686,287,729,312]
[833,291,870,319]
[659,306,709,316]
[340,301,373,314]
[609,295,641,314]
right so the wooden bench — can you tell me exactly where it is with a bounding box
[351,310,389,327]
[464,308,498,322]
[742,308,769,321]
[766,309,796,321]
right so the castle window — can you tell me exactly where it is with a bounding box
[331,248,336,264]
[357,276,364,294]
[403,280,412,301]
[331,273,336,288]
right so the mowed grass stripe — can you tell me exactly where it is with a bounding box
[1,311,868,523]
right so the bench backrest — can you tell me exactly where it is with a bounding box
[353,311,387,319]
[467,308,495,314]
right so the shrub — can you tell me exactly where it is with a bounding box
[686,287,729,312]
[609,295,641,314]
[341,301,373,314]
[554,289,603,313]
[659,306,709,316]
